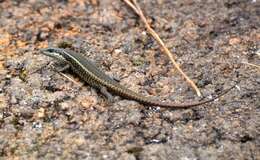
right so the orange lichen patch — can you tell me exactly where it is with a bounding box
[90,0,98,5]
[0,61,5,72]
[64,24,81,37]
[1,45,17,57]
[0,94,7,109]
[79,96,97,109]
[36,108,45,118]
[0,29,21,57]
[16,40,27,48]
[229,37,241,45]
[37,41,49,49]
[256,33,260,41]
[0,30,11,49]
[73,0,86,8]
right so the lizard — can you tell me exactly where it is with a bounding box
[40,47,234,109]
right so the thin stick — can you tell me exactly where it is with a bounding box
[123,0,202,96]
[242,62,260,70]
[58,72,83,87]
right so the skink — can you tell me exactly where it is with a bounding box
[40,47,234,108]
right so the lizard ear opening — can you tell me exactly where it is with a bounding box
[41,48,57,53]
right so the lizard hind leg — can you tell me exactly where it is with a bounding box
[100,86,114,103]
[110,75,120,82]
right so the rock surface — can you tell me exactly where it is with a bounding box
[0,0,259,159]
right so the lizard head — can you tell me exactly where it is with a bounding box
[40,47,67,62]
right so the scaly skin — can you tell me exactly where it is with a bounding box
[40,47,234,108]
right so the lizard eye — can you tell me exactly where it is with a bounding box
[47,48,55,52]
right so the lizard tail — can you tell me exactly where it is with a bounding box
[141,85,236,108]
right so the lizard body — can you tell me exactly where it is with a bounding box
[40,47,233,108]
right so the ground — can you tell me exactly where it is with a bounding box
[0,0,259,159]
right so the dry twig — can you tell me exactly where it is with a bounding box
[242,62,260,70]
[123,0,202,96]
[58,72,83,87]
